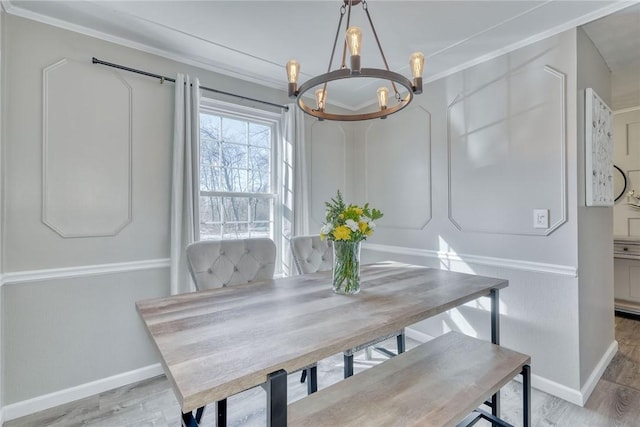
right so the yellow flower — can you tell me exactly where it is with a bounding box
[338,213,344,219]
[320,233,326,241]
[365,229,373,236]
[333,226,351,241]
[358,221,368,233]
[353,207,363,215]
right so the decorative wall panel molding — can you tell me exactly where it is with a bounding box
[42,58,132,238]
[363,242,577,277]
[365,106,432,229]
[447,65,567,236]
[1,258,170,286]
[309,121,346,226]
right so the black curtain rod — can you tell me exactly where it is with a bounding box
[92,57,289,111]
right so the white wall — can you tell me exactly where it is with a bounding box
[575,27,616,391]
[0,13,290,417]
[350,28,612,405]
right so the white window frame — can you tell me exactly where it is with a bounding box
[199,98,283,273]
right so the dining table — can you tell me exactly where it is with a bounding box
[136,261,508,427]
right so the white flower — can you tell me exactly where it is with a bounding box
[368,221,377,230]
[345,219,359,232]
[360,216,370,223]
[320,224,333,234]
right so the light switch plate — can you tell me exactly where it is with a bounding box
[533,209,549,229]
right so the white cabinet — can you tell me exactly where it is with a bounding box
[614,238,640,314]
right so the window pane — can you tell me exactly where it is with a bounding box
[222,197,249,223]
[249,147,270,193]
[251,198,271,222]
[219,168,248,192]
[200,196,223,240]
[223,222,249,239]
[221,142,247,169]
[222,118,247,144]
[249,123,270,148]
[200,114,220,141]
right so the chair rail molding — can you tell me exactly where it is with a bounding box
[363,242,577,277]
[1,258,171,286]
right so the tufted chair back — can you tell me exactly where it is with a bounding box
[186,238,276,290]
[290,235,333,274]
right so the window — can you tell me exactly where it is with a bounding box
[199,100,284,270]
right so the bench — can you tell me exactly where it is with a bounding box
[288,331,531,427]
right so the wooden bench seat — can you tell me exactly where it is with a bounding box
[288,331,530,427]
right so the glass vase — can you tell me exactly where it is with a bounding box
[332,240,361,295]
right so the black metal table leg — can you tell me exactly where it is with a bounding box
[217,399,227,427]
[266,370,287,427]
[307,366,318,394]
[522,365,531,427]
[344,353,354,378]
[490,288,501,425]
[182,412,198,427]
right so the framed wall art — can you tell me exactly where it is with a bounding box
[585,88,614,207]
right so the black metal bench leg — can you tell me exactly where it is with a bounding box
[344,353,354,378]
[306,366,318,394]
[397,332,406,354]
[300,369,307,383]
[266,370,287,427]
[522,365,531,427]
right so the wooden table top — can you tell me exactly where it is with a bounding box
[136,262,508,412]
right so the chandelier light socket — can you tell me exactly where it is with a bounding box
[412,77,423,94]
[288,82,298,98]
[350,55,361,74]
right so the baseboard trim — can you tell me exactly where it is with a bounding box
[579,340,619,406]
[1,258,171,286]
[3,363,164,422]
[363,243,577,277]
[0,407,5,425]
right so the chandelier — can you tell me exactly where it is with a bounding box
[286,0,424,121]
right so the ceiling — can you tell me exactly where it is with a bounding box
[582,2,640,111]
[3,0,639,111]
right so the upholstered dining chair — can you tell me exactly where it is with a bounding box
[290,234,406,378]
[185,238,317,426]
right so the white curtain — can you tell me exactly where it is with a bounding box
[170,74,201,295]
[284,103,309,236]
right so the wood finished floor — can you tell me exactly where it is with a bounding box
[5,315,640,427]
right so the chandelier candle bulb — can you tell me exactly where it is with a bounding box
[315,88,327,111]
[410,52,424,94]
[286,60,300,98]
[346,26,362,73]
[377,87,389,119]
